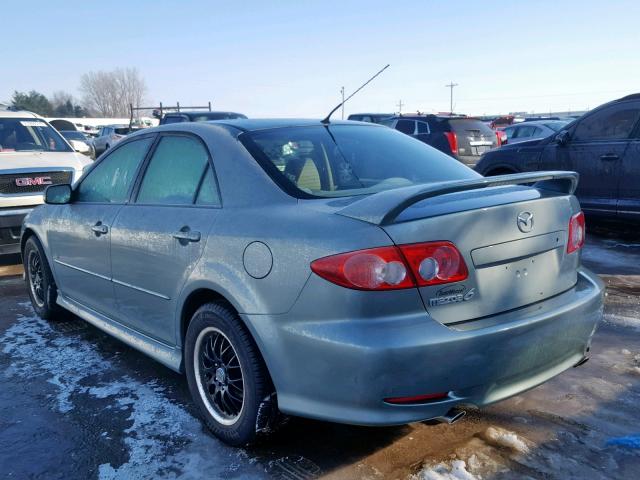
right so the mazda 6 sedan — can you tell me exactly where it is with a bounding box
[21,119,604,446]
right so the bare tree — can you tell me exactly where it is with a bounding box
[79,68,147,117]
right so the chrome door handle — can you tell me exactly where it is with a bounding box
[172,228,201,243]
[91,222,108,235]
[600,153,619,161]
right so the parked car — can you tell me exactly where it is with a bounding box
[93,125,140,156]
[22,119,602,446]
[381,115,499,167]
[59,130,96,159]
[0,110,90,255]
[502,120,571,145]
[476,94,640,220]
[159,111,247,125]
[347,113,394,124]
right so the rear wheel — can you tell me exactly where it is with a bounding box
[185,302,277,446]
[23,236,61,320]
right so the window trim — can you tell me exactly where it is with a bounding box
[130,131,223,209]
[72,133,157,205]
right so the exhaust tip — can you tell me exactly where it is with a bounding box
[433,408,466,425]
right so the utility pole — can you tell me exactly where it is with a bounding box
[397,99,404,114]
[340,86,345,119]
[445,81,458,114]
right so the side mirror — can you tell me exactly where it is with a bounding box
[44,184,72,205]
[556,130,571,146]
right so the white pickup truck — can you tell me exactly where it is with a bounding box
[0,110,91,255]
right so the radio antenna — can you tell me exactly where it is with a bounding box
[321,64,390,124]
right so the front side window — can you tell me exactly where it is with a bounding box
[137,135,211,205]
[573,103,640,141]
[0,118,72,153]
[240,124,479,198]
[76,137,152,203]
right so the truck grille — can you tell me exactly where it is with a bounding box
[0,171,73,195]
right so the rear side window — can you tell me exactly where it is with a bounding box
[416,121,430,134]
[137,135,211,205]
[395,119,415,135]
[76,137,152,203]
[573,103,640,141]
[196,166,221,206]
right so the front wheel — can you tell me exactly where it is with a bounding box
[23,236,61,320]
[184,302,277,446]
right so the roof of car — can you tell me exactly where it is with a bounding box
[204,118,373,132]
[0,109,44,119]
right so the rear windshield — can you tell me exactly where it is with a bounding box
[0,118,72,153]
[192,112,248,121]
[240,125,479,198]
[114,127,140,135]
[61,131,86,141]
[544,121,570,132]
[449,119,495,135]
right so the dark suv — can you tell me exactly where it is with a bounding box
[159,111,247,125]
[475,94,640,220]
[381,115,498,167]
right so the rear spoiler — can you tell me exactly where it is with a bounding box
[337,171,579,225]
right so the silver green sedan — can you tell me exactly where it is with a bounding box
[21,119,603,446]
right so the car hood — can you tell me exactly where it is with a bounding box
[0,151,91,173]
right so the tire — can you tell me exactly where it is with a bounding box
[23,236,61,320]
[184,302,276,446]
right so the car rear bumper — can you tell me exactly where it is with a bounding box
[243,267,604,426]
[0,207,33,255]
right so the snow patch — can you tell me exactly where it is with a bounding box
[621,349,631,355]
[1,306,266,480]
[481,426,529,453]
[412,460,478,480]
[604,313,640,330]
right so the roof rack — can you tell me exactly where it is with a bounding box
[128,101,212,129]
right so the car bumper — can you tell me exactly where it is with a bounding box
[243,267,604,426]
[0,207,33,255]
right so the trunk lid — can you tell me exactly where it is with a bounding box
[336,172,581,324]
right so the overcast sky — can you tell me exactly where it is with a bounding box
[3,0,639,117]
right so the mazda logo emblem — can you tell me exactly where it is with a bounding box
[517,211,534,233]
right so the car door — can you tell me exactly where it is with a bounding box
[110,133,220,345]
[616,103,640,218]
[564,101,640,215]
[48,136,154,318]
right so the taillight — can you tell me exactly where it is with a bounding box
[567,211,585,254]
[495,130,506,146]
[444,132,458,155]
[311,241,468,290]
[310,246,413,290]
[399,241,468,286]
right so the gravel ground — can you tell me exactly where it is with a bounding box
[0,227,639,480]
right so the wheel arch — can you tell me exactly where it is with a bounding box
[177,284,275,387]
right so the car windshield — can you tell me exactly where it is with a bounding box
[0,118,72,153]
[240,124,479,198]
